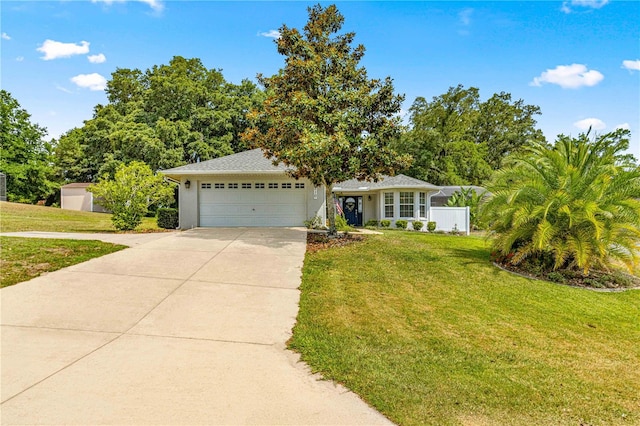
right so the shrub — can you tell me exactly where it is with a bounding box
[88,162,174,231]
[395,220,408,229]
[364,219,379,227]
[335,215,353,232]
[380,219,391,228]
[427,221,436,232]
[304,215,324,229]
[481,129,640,274]
[157,208,179,229]
[412,221,423,231]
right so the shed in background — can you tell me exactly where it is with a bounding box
[60,183,108,212]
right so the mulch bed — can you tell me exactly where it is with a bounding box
[306,232,365,253]
[494,261,640,291]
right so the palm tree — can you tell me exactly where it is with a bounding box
[481,129,640,274]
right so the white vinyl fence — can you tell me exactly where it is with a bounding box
[429,206,470,235]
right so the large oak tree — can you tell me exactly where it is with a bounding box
[242,4,410,234]
[397,85,545,186]
[54,56,264,182]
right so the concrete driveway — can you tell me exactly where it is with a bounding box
[1,228,391,425]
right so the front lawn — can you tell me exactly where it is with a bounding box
[290,232,640,426]
[0,202,162,233]
[0,237,126,288]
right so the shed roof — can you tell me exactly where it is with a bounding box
[61,183,92,189]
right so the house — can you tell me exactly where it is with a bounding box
[161,149,442,229]
[60,183,109,213]
[430,185,488,207]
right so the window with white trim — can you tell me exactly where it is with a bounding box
[384,192,394,218]
[255,183,265,189]
[201,183,212,189]
[268,183,278,189]
[214,183,224,189]
[282,183,292,189]
[400,192,414,218]
[419,192,427,217]
[228,183,238,189]
[295,182,305,189]
[242,183,252,189]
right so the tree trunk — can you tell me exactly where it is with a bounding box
[325,183,337,236]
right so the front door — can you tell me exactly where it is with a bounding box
[342,196,363,226]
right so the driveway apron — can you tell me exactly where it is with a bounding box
[0,228,391,425]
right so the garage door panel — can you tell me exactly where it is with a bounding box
[198,182,307,227]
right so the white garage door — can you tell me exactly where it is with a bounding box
[198,180,307,227]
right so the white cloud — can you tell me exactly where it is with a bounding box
[1,32,10,40]
[459,8,473,26]
[139,0,163,12]
[37,39,90,60]
[56,84,74,94]
[562,0,609,13]
[88,53,106,63]
[530,64,604,89]
[622,60,640,71]
[571,0,609,8]
[16,56,24,62]
[70,73,107,91]
[258,30,281,39]
[615,123,631,130]
[91,0,163,12]
[574,118,606,131]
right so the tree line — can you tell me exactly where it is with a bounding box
[1,65,545,203]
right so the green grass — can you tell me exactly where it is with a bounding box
[290,232,640,426]
[1,236,126,288]
[0,202,162,233]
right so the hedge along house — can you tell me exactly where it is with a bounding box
[161,149,442,229]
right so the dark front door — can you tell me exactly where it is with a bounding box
[343,196,363,226]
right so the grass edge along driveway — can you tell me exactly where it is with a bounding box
[290,232,640,426]
[1,237,126,288]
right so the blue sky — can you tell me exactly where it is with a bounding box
[2,0,639,155]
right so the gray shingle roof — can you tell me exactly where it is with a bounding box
[161,149,292,175]
[432,186,488,197]
[334,174,439,191]
[161,149,439,191]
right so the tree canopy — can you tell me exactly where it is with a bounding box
[481,129,640,275]
[0,90,57,203]
[241,4,410,233]
[54,56,264,182]
[396,85,546,186]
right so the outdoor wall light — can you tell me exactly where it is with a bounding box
[368,195,372,201]
[185,180,191,189]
